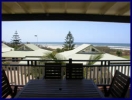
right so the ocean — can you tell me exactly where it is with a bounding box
[28,42,130,50]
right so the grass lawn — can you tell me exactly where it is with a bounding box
[122,56,130,60]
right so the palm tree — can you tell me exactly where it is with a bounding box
[30,51,66,79]
[2,61,10,70]
[84,54,103,83]
[40,51,66,64]
[87,54,103,65]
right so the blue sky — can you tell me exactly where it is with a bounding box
[2,21,130,43]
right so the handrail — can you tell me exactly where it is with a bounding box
[2,64,130,67]
[2,59,130,66]
[2,59,130,61]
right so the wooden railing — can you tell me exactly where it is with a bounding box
[2,59,130,86]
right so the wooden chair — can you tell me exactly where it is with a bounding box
[104,70,130,98]
[44,63,62,79]
[2,70,18,98]
[66,63,83,79]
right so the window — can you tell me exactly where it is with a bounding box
[2,57,6,61]
[12,58,18,62]
[82,50,85,52]
[92,48,95,52]
[12,58,15,62]
[16,58,18,62]
[2,57,5,60]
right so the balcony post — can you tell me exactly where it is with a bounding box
[69,58,72,79]
[27,60,29,66]
[35,61,37,66]
[69,58,72,64]
[31,61,33,66]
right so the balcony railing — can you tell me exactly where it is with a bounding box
[2,59,130,86]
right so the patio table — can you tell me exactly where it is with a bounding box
[15,79,104,98]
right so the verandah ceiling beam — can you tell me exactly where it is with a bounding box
[2,13,130,23]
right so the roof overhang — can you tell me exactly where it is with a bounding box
[2,2,130,23]
[2,13,130,23]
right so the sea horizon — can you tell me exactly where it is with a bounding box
[27,42,130,44]
[4,41,130,50]
[24,42,130,50]
[27,42,130,47]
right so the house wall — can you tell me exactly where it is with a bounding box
[2,57,24,64]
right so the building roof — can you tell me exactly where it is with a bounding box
[58,44,91,57]
[56,44,128,65]
[2,43,14,52]
[2,48,14,53]
[94,53,128,65]
[2,43,9,48]
[60,53,128,65]
[2,43,13,48]
[24,44,40,50]
[2,49,52,57]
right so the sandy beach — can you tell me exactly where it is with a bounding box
[42,45,79,49]
[41,44,130,50]
[47,45,63,49]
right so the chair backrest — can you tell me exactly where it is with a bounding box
[44,63,62,79]
[66,63,83,79]
[2,70,13,98]
[108,70,130,98]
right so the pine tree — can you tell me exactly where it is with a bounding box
[11,31,21,49]
[11,31,21,44]
[63,31,75,51]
